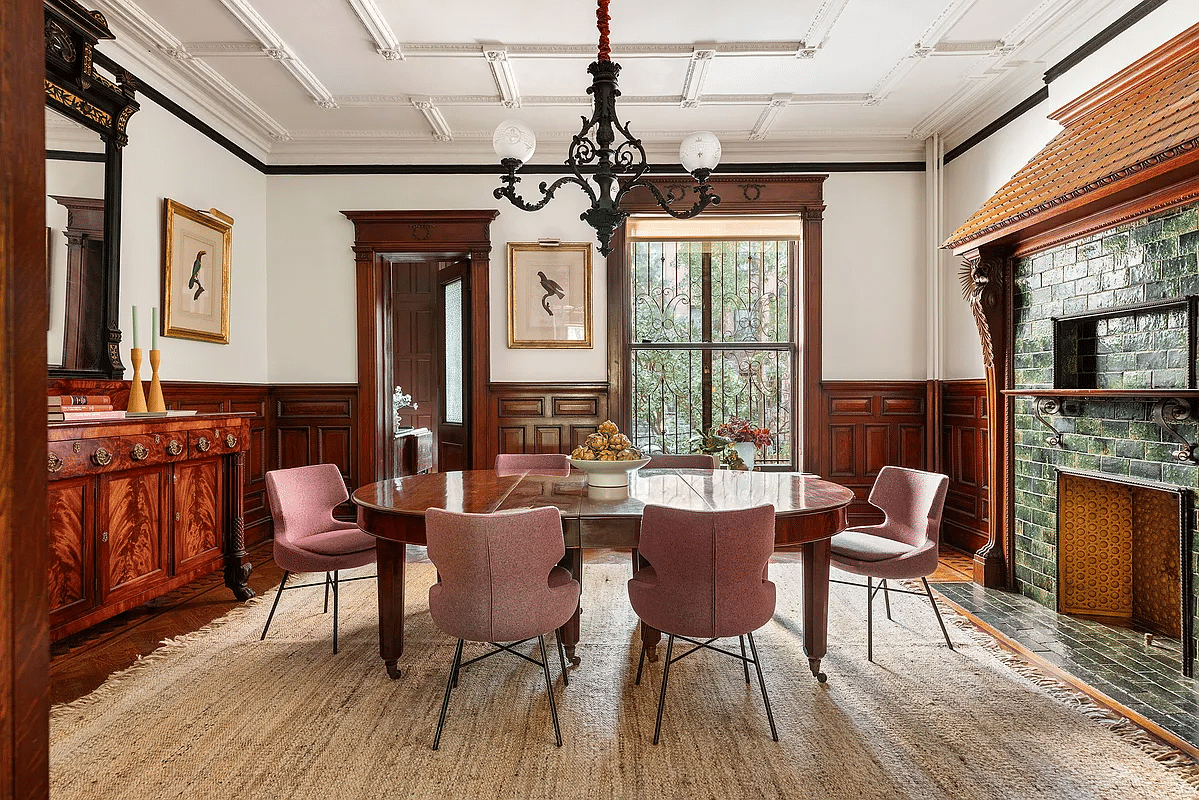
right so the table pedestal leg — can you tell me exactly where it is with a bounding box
[376,538,406,679]
[802,537,830,683]
[559,548,583,666]
[634,549,661,661]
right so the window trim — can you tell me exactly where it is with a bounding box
[606,174,826,472]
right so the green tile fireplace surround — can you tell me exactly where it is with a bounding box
[1010,201,1199,671]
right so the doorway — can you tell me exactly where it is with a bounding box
[387,254,471,473]
[343,210,498,487]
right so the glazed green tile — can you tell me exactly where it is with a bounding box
[1133,220,1164,244]
[1115,438,1147,459]
[1145,238,1180,262]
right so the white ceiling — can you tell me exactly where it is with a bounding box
[89,0,1143,165]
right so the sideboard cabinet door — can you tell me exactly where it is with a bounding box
[48,476,95,628]
[173,459,223,572]
[98,466,168,604]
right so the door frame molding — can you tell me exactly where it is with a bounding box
[343,210,498,484]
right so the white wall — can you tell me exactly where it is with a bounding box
[265,170,930,384]
[823,171,927,380]
[265,174,605,384]
[941,1,1198,379]
[119,100,269,383]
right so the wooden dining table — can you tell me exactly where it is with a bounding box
[352,468,854,682]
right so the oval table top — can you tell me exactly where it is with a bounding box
[353,468,853,545]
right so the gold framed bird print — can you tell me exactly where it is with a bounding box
[506,241,592,348]
[162,198,233,344]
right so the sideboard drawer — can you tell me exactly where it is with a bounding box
[48,437,122,478]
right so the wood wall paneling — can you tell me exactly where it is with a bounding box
[819,382,929,527]
[487,383,609,466]
[940,380,991,554]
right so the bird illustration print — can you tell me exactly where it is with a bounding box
[188,250,207,300]
[537,270,565,315]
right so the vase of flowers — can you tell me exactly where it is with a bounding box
[716,416,772,471]
[392,386,418,434]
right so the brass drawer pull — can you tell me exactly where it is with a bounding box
[197,436,211,453]
[92,448,113,467]
[48,452,63,473]
[167,440,183,456]
[225,434,238,449]
[131,443,149,461]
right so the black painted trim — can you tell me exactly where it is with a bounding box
[945,0,1168,165]
[46,149,105,162]
[1043,0,1169,84]
[263,161,924,176]
[943,87,1049,165]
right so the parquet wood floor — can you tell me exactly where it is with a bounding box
[49,542,977,706]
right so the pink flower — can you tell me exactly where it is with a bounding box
[715,417,773,448]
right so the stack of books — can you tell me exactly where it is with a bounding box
[48,395,126,422]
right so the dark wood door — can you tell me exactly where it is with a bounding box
[47,477,95,629]
[173,460,223,571]
[437,260,471,471]
[391,259,439,467]
[98,466,168,603]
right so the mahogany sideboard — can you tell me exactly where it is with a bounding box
[46,413,254,641]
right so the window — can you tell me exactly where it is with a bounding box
[625,217,802,468]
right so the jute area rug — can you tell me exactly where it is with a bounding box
[51,562,1199,800]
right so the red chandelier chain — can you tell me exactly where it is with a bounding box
[596,0,611,61]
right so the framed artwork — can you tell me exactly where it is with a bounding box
[507,241,592,348]
[162,198,233,344]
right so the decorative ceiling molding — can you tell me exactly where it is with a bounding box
[90,0,289,150]
[932,39,1006,54]
[681,46,716,108]
[396,41,803,58]
[179,41,263,56]
[800,0,851,56]
[216,0,337,108]
[749,95,793,140]
[411,97,453,141]
[482,45,521,108]
[345,0,403,60]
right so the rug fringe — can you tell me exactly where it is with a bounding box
[930,590,1199,789]
[50,592,271,723]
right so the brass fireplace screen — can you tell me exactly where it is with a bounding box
[1057,470,1191,675]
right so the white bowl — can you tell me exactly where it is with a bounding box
[569,457,650,487]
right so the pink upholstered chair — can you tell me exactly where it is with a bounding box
[426,506,581,750]
[628,504,778,744]
[644,453,718,470]
[829,465,953,661]
[261,464,377,654]
[494,453,571,477]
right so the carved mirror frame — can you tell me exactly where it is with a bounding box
[44,0,139,379]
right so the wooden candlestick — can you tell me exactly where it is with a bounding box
[147,349,166,412]
[127,348,148,413]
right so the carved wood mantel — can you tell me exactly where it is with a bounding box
[959,245,1013,587]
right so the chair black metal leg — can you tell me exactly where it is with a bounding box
[746,632,778,741]
[867,576,874,662]
[922,577,954,651]
[881,578,892,620]
[433,639,464,750]
[331,570,340,654]
[635,640,647,685]
[323,572,331,613]
[260,571,290,641]
[555,629,569,687]
[653,635,675,745]
[739,636,750,684]
[538,635,563,747]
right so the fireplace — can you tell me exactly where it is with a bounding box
[1056,469,1192,674]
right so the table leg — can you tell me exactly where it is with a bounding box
[801,537,831,683]
[634,549,661,662]
[559,548,583,666]
[376,538,406,679]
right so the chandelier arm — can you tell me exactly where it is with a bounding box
[617,178,722,219]
[494,172,592,213]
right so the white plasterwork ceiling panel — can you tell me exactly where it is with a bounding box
[134,0,256,44]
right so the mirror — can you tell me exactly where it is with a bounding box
[46,108,107,372]
[44,0,139,380]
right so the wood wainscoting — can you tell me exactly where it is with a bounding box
[487,382,609,466]
[940,379,989,553]
[49,380,360,540]
[816,381,929,528]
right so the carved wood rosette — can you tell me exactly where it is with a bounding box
[959,246,1012,588]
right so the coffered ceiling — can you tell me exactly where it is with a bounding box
[89,0,1144,165]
